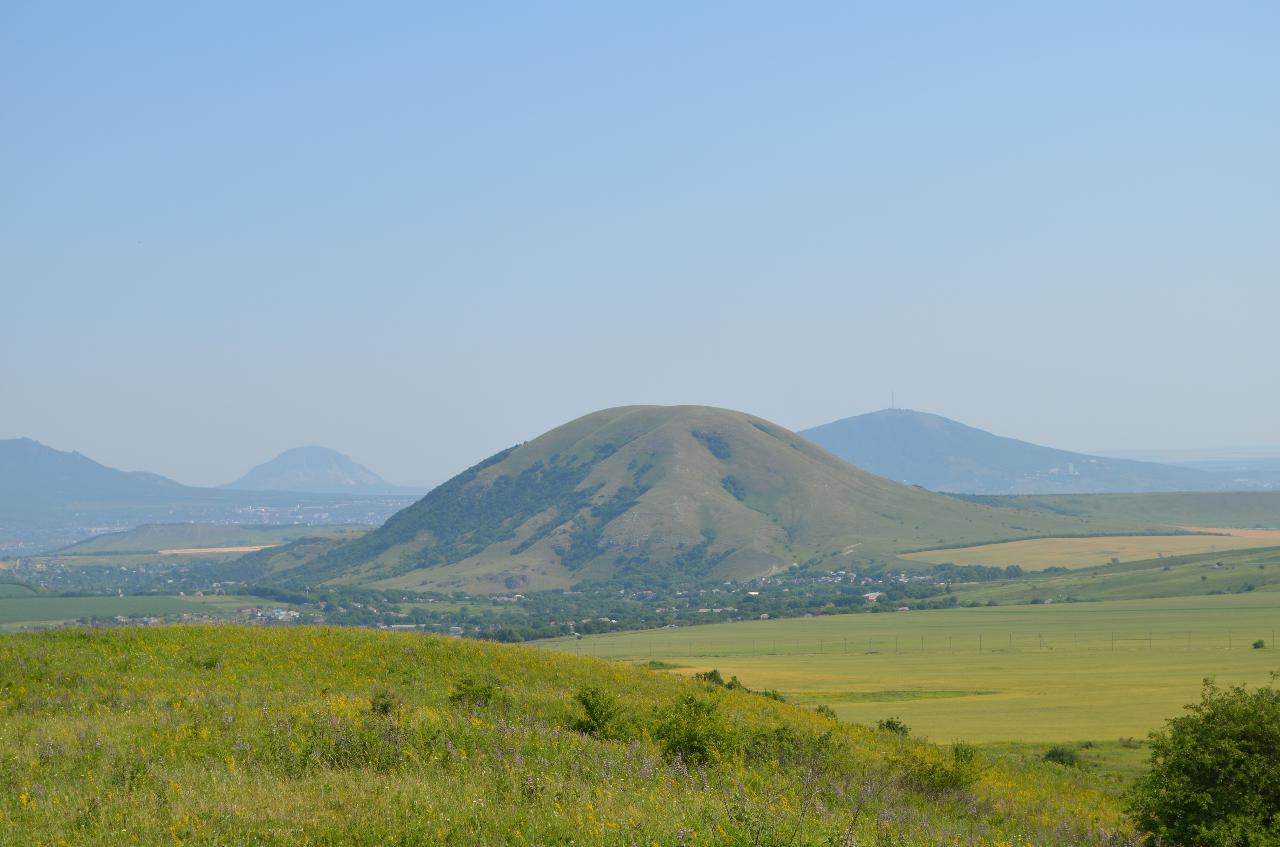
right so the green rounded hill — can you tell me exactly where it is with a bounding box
[270,405,1125,593]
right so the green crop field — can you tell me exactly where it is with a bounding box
[542,593,1280,746]
[0,595,233,630]
[0,582,36,598]
[0,625,1134,845]
[950,545,1280,605]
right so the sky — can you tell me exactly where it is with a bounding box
[3,3,1278,487]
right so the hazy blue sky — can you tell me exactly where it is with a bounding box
[3,3,1277,487]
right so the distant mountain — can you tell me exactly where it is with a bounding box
[0,438,185,510]
[0,439,418,555]
[799,409,1241,495]
[224,446,421,495]
[1173,459,1280,489]
[259,405,1135,594]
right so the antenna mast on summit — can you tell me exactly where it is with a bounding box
[891,391,895,409]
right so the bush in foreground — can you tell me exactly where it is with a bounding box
[1128,676,1280,846]
[569,685,629,740]
[877,716,911,736]
[1043,745,1081,767]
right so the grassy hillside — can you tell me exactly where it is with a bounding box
[0,625,1134,845]
[278,406,1149,594]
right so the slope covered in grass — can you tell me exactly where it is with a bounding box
[0,626,1134,845]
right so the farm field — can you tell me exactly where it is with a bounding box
[0,594,264,631]
[22,523,367,562]
[541,592,1280,745]
[949,545,1280,605]
[903,528,1280,570]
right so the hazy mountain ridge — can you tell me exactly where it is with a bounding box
[0,438,186,510]
[799,409,1261,495]
[224,446,422,495]
[0,439,416,554]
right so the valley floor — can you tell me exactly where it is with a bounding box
[541,591,1280,745]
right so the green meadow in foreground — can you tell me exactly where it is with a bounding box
[0,626,1136,846]
[544,593,1280,746]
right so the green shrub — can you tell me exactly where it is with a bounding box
[694,667,764,696]
[690,430,732,459]
[896,743,980,797]
[653,694,737,764]
[951,741,979,768]
[569,686,629,740]
[1043,745,1080,767]
[815,704,837,720]
[1254,639,1266,649]
[1127,677,1280,846]
[694,668,727,686]
[745,724,842,771]
[877,716,910,736]
[370,686,402,716]
[449,676,501,706]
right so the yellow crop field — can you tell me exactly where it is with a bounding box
[902,528,1280,570]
